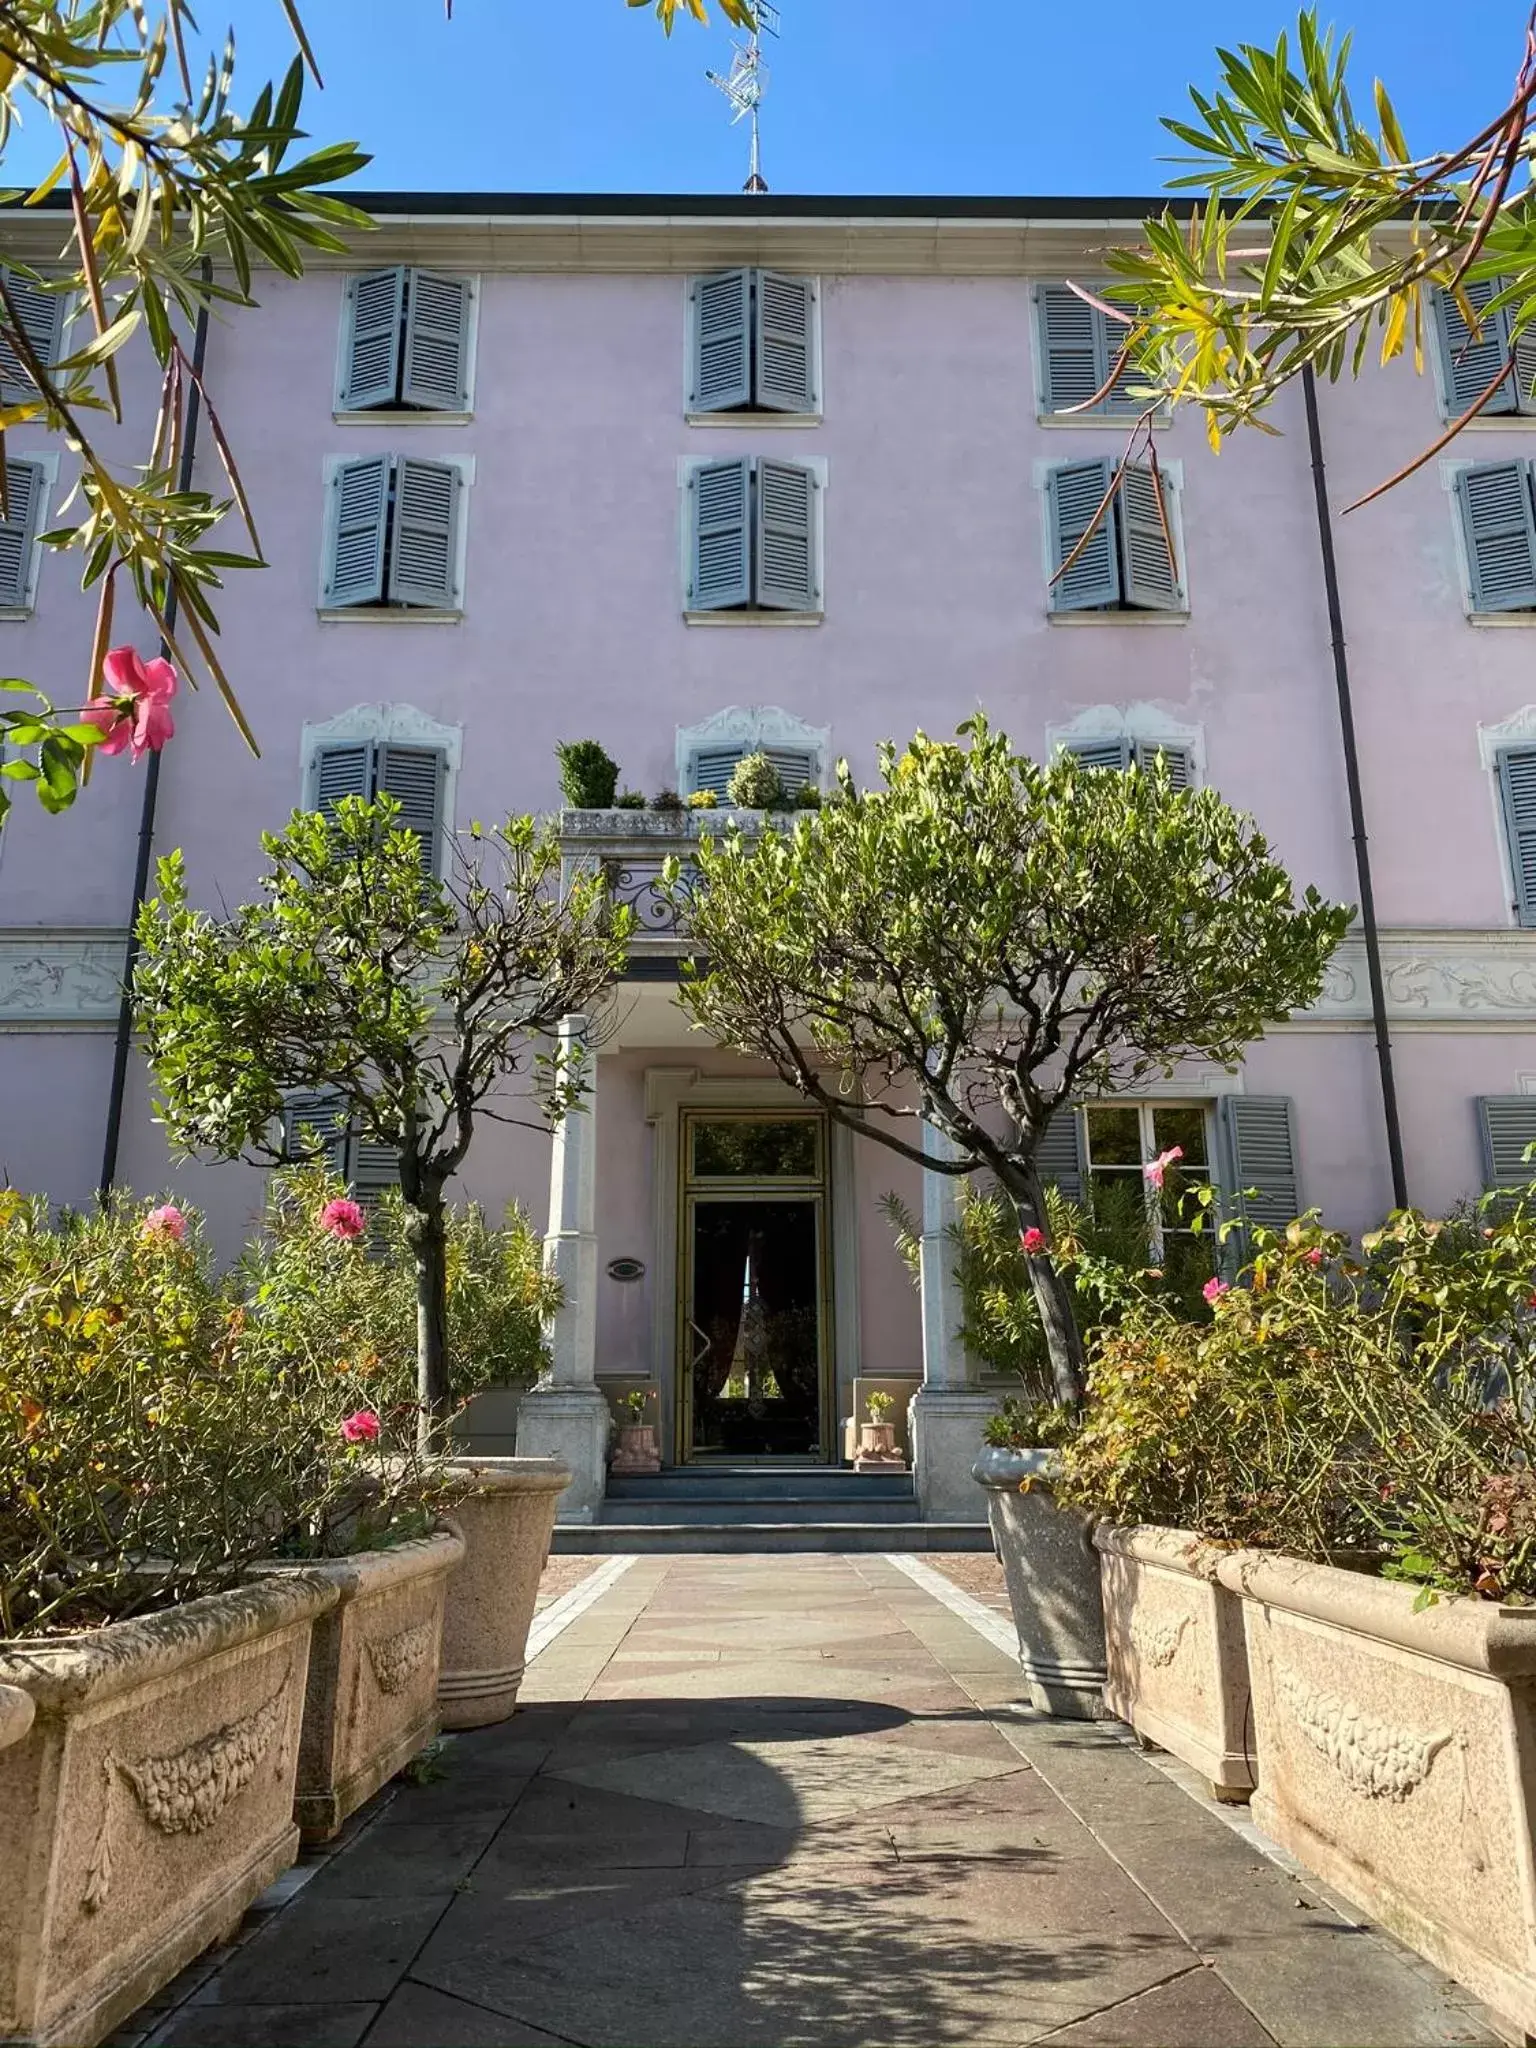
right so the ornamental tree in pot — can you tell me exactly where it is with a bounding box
[610,1387,662,1476]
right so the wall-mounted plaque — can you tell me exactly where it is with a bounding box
[607,1257,646,1283]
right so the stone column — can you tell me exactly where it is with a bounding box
[909,1123,997,1524]
[516,1015,611,1522]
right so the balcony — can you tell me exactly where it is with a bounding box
[558,806,771,966]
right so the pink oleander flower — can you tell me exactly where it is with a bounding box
[1019,1226,1047,1255]
[1305,1247,1325,1267]
[81,646,177,762]
[1143,1145,1183,1190]
[340,1409,380,1444]
[1202,1276,1230,1305]
[319,1197,367,1241]
[142,1203,187,1243]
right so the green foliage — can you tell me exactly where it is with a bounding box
[0,680,104,826]
[556,740,620,810]
[984,1397,1080,1452]
[726,750,788,810]
[622,1387,654,1421]
[866,1390,893,1423]
[651,788,684,813]
[686,789,718,811]
[615,789,646,810]
[793,784,823,810]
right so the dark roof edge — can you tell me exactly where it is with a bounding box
[5,189,1191,220]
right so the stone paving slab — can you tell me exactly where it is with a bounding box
[128,1551,1501,2048]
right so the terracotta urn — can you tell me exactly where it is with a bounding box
[973,1444,1108,1719]
[854,1420,904,1472]
[610,1422,662,1475]
[434,1457,571,1729]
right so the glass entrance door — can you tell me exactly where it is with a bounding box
[679,1113,831,1462]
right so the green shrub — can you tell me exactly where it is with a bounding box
[615,789,646,810]
[726,751,786,810]
[651,788,683,813]
[686,788,718,811]
[555,739,619,810]
[793,784,823,810]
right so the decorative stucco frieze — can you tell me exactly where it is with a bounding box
[0,931,128,1022]
[367,1618,436,1696]
[1277,1667,1452,1800]
[1303,933,1536,1025]
[1131,1613,1190,1669]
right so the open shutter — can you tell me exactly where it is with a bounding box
[323,455,390,608]
[313,741,373,820]
[0,270,64,398]
[1120,462,1182,609]
[402,270,472,411]
[755,271,816,413]
[1457,460,1536,612]
[1038,286,1104,414]
[340,267,405,410]
[347,1137,401,1211]
[691,747,744,797]
[1479,1096,1536,1191]
[1047,458,1119,611]
[1067,738,1132,772]
[755,459,819,611]
[377,743,445,877]
[1136,741,1193,788]
[387,457,461,609]
[283,1089,350,1175]
[763,747,815,793]
[1034,1105,1084,1203]
[0,461,45,608]
[687,457,751,611]
[690,269,752,413]
[1497,747,1536,926]
[1219,1097,1300,1237]
[1434,278,1517,417]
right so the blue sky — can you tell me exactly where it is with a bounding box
[10,1,1525,194]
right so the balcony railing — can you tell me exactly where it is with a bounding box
[558,807,768,959]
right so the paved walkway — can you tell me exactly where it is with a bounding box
[136,1556,1496,2048]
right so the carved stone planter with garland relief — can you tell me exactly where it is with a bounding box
[251,1525,464,1842]
[0,1573,336,2048]
[1096,1522,1254,1801]
[1217,1548,1536,2041]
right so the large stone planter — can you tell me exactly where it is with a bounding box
[1218,1548,1536,2041]
[436,1457,571,1730]
[0,1574,336,2048]
[1096,1522,1254,1800]
[252,1526,464,1842]
[972,1445,1107,1718]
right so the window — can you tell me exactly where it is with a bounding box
[1082,1102,1213,1293]
[309,736,447,877]
[1478,1096,1536,1191]
[1046,457,1184,614]
[320,455,467,614]
[0,268,65,404]
[676,707,828,799]
[0,459,48,613]
[1037,284,1139,417]
[684,456,822,616]
[1454,459,1536,613]
[282,1091,399,1210]
[1433,277,1536,419]
[1494,745,1536,925]
[338,267,475,414]
[690,745,817,800]
[687,269,819,417]
[1063,737,1193,787]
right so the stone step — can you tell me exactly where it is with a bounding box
[598,1497,924,1526]
[607,1468,913,1502]
[550,1521,993,1555]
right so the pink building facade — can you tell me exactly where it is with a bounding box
[4,194,1536,1519]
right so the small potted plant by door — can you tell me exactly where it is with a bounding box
[855,1390,904,1471]
[611,1386,662,1475]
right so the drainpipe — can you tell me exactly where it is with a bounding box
[1301,362,1409,1211]
[98,275,213,1197]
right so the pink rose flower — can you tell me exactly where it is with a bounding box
[1019,1226,1047,1255]
[1143,1145,1184,1190]
[1305,1247,1325,1267]
[340,1409,381,1444]
[81,646,177,763]
[1202,1276,1230,1305]
[319,1197,367,1241]
[142,1203,187,1242]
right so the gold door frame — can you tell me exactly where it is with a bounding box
[676,1110,835,1465]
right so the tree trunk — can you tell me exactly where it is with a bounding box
[405,1185,452,1451]
[996,1154,1086,1410]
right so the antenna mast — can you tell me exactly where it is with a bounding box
[706,2,780,193]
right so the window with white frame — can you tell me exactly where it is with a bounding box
[676,707,828,800]
[1036,284,1140,417]
[687,268,819,417]
[1454,459,1536,613]
[337,267,476,414]
[307,733,449,878]
[1046,457,1185,614]
[683,456,822,616]
[282,1090,398,1211]
[0,458,49,613]
[0,267,66,404]
[1062,736,1194,786]
[1494,744,1536,925]
[1081,1102,1214,1293]
[1432,277,1536,420]
[320,454,468,614]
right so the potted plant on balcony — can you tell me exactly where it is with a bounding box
[855,1391,904,1471]
[611,1387,662,1475]
[555,738,619,812]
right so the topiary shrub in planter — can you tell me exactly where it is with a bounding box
[555,739,619,810]
[726,750,786,810]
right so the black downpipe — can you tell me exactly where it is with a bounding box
[1301,363,1409,1211]
[98,280,213,1197]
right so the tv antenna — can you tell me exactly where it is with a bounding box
[706,2,780,193]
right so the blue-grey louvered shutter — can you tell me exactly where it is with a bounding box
[763,747,815,793]
[402,270,473,411]
[1120,461,1182,610]
[756,458,819,612]
[1478,1096,1536,1190]
[347,1136,401,1210]
[688,457,751,611]
[1497,746,1536,926]
[387,457,461,609]
[340,267,406,410]
[755,271,816,413]
[0,269,64,399]
[1038,286,1103,414]
[283,1089,350,1174]
[376,743,445,877]
[1434,278,1516,416]
[0,460,45,608]
[1219,1097,1300,1235]
[691,747,744,797]
[1034,1104,1084,1202]
[1068,738,1132,771]
[690,269,752,413]
[1047,458,1119,611]
[314,741,372,822]
[1136,741,1193,788]
[323,455,390,607]
[1456,460,1536,612]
